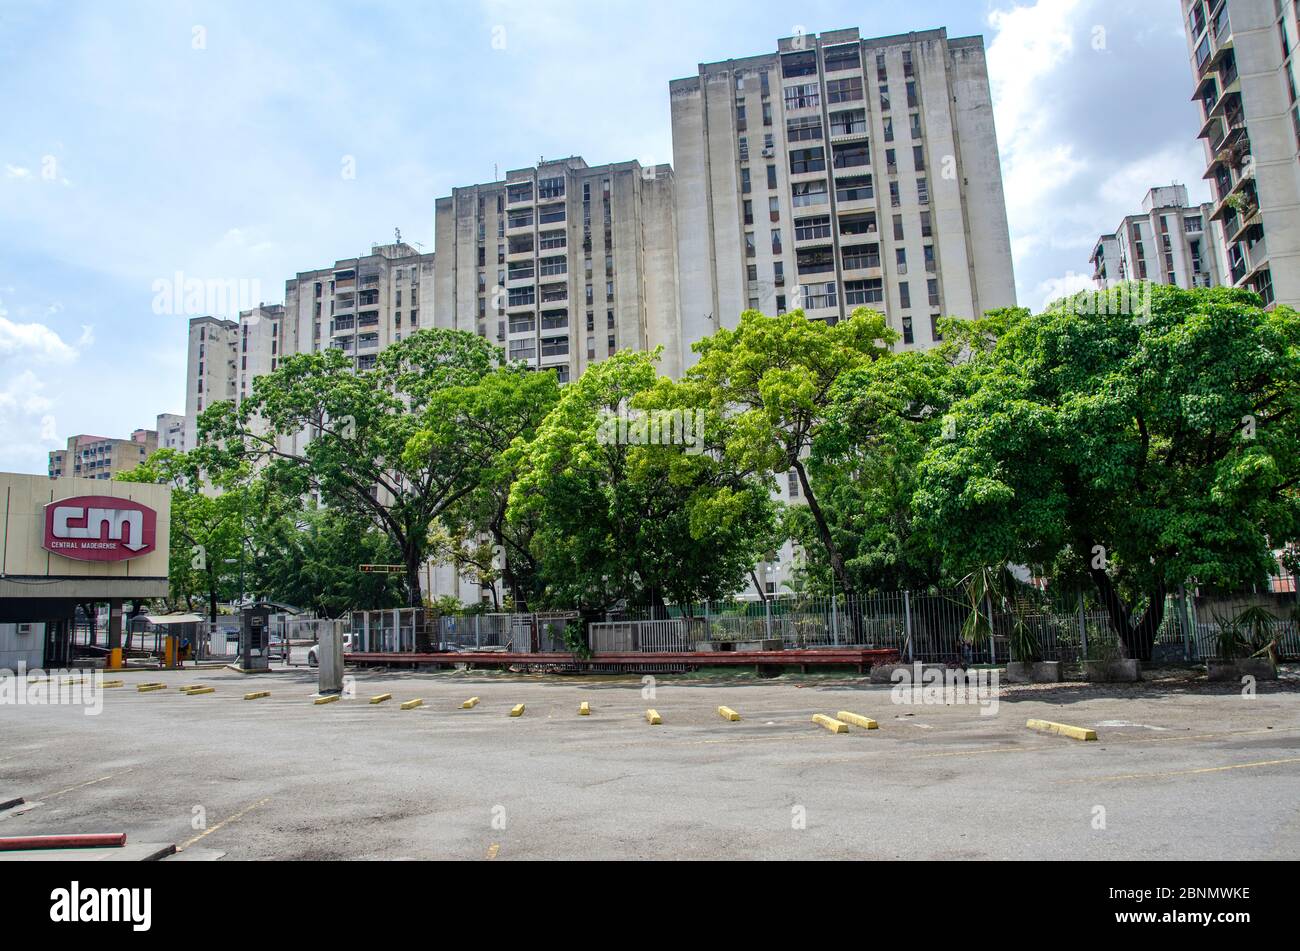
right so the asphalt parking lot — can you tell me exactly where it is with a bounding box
[2,665,1298,860]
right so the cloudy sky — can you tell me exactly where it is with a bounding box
[1,0,1207,475]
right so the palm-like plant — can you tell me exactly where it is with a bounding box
[958,564,1042,663]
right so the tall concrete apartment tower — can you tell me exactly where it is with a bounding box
[281,242,435,372]
[1091,184,1224,289]
[434,157,684,380]
[185,315,239,450]
[1185,0,1300,308]
[670,27,1016,362]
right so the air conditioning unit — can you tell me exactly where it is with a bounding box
[761,147,775,158]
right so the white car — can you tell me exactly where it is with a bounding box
[307,634,353,667]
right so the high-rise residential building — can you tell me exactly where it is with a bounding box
[281,242,435,373]
[185,316,239,450]
[670,26,1017,362]
[181,244,435,449]
[236,304,285,405]
[48,429,158,480]
[1185,0,1300,308]
[156,413,186,452]
[1090,184,1224,289]
[434,156,684,380]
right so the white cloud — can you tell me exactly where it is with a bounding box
[0,300,88,470]
[1032,270,1100,311]
[986,0,1207,305]
[0,313,81,363]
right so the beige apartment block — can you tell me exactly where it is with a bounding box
[434,156,684,380]
[1091,184,1225,289]
[156,413,186,452]
[48,428,158,481]
[185,315,238,450]
[281,242,435,373]
[670,26,1016,364]
[1186,0,1300,308]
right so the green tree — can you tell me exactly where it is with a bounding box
[508,350,777,612]
[117,449,245,622]
[409,366,561,611]
[793,347,955,592]
[685,307,894,596]
[915,285,1300,659]
[256,504,405,617]
[202,329,501,622]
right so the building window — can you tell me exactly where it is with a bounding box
[786,116,823,142]
[783,82,820,110]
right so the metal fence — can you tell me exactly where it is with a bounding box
[348,609,579,654]
[610,591,1300,663]
[343,593,1300,663]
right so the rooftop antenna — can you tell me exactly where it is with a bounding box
[395,227,402,245]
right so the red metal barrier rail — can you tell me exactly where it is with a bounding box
[0,833,127,851]
[345,649,899,673]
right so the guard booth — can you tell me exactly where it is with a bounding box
[0,472,171,670]
[239,603,274,672]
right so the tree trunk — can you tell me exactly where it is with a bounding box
[207,569,219,626]
[1089,566,1164,661]
[403,547,432,652]
[792,459,853,597]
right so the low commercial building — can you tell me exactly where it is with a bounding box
[0,472,172,669]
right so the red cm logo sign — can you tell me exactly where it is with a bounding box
[43,496,158,562]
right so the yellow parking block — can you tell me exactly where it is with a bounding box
[400,699,424,711]
[186,686,215,696]
[369,693,392,705]
[578,701,590,716]
[510,704,525,717]
[101,681,124,689]
[1027,718,1097,741]
[244,691,271,701]
[313,694,340,705]
[837,711,879,730]
[461,697,480,709]
[137,684,166,693]
[179,685,208,692]
[717,705,740,722]
[813,714,849,734]
[645,709,662,725]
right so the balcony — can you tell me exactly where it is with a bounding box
[792,224,833,249]
[840,259,883,282]
[1210,173,1253,222]
[505,215,534,234]
[1245,237,1270,279]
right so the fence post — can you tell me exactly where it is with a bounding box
[903,591,913,663]
[1178,583,1193,661]
[764,598,772,641]
[985,595,995,664]
[831,594,840,646]
[1077,595,1087,660]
